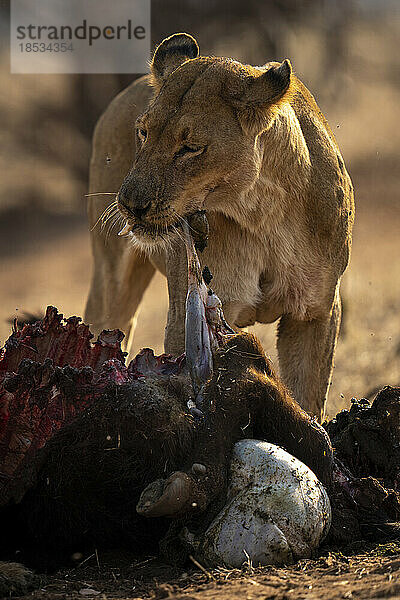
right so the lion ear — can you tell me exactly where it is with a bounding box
[241,60,292,108]
[150,33,199,89]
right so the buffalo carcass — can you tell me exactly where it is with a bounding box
[0,304,333,570]
[0,223,334,576]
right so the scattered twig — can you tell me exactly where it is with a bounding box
[189,555,215,580]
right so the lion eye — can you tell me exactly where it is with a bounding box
[175,145,205,158]
[137,128,147,142]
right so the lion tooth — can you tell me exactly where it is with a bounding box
[118,223,132,236]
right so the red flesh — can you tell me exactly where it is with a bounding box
[0,306,184,506]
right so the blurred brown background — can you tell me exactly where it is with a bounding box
[0,0,399,416]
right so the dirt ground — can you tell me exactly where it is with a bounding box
[16,542,400,599]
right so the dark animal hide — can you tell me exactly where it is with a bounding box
[325,388,400,544]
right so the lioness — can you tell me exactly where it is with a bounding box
[85,33,354,419]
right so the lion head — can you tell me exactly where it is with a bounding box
[118,33,292,251]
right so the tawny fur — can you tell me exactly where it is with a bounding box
[85,34,354,419]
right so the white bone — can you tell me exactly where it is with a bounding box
[184,440,331,567]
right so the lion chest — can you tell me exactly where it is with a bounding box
[202,216,329,326]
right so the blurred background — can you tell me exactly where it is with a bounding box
[0,0,399,416]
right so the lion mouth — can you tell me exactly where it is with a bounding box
[117,208,209,256]
[118,220,181,240]
[116,200,182,242]
[117,201,209,252]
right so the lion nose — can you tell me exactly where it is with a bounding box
[131,200,151,220]
[119,183,151,220]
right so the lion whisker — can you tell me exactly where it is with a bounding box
[104,212,124,242]
[171,224,187,248]
[101,210,119,233]
[90,200,119,232]
[85,192,118,197]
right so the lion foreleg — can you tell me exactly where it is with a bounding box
[85,240,155,355]
[277,286,341,421]
[164,241,188,356]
